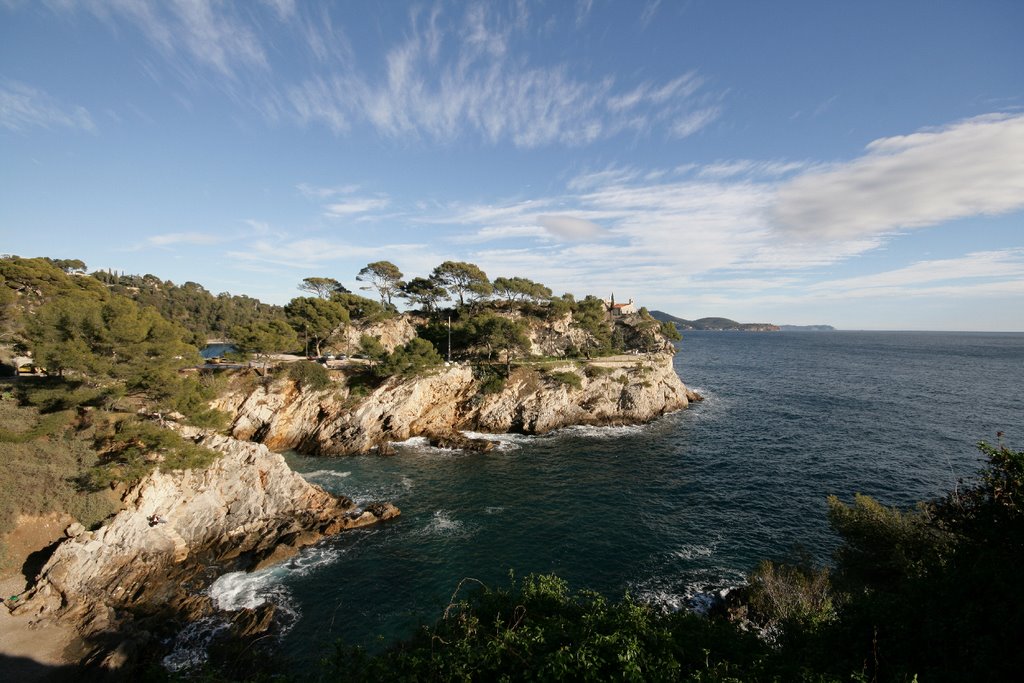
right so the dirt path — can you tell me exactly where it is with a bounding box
[0,515,86,680]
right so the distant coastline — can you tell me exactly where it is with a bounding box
[651,310,777,332]
[650,311,836,333]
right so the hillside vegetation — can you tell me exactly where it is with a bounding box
[0,255,681,554]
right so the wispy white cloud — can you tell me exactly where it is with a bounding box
[670,107,720,138]
[323,197,390,217]
[285,4,721,147]
[810,249,1024,293]
[639,0,662,28]
[147,231,223,247]
[697,159,810,180]
[121,230,226,252]
[774,113,1024,239]
[455,225,551,243]
[405,115,1024,307]
[296,182,361,199]
[226,237,442,278]
[0,80,95,132]
[48,0,267,79]
[536,215,605,240]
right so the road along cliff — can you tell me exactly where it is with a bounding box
[216,352,701,455]
[11,428,399,673]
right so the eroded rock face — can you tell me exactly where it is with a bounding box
[218,353,697,455]
[336,315,418,354]
[16,430,398,668]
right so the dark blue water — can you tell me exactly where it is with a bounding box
[196,331,1023,672]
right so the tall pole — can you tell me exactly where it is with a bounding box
[447,315,452,362]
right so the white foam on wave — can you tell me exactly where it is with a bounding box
[162,616,231,672]
[484,506,505,515]
[419,509,477,539]
[391,436,432,448]
[554,423,647,439]
[630,564,747,615]
[461,430,528,451]
[672,543,714,560]
[165,555,320,672]
[302,469,352,481]
[390,436,464,456]
[209,567,290,612]
[282,543,347,577]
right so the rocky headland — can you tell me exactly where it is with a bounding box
[9,428,398,675]
[215,351,700,455]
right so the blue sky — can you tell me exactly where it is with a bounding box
[2,0,1022,330]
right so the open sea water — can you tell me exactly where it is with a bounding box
[175,331,1023,672]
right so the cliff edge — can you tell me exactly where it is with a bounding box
[12,428,398,672]
[217,352,699,455]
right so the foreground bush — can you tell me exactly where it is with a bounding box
[326,573,772,682]
[321,440,1023,683]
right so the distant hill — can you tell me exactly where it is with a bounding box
[778,324,835,331]
[650,311,779,332]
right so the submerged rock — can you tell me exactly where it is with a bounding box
[428,430,498,452]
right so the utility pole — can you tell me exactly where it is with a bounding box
[447,315,452,362]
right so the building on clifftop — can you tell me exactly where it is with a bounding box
[604,294,637,316]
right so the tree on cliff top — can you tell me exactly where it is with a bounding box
[298,277,349,300]
[400,276,446,313]
[284,297,348,356]
[231,318,299,366]
[492,276,552,307]
[356,261,404,306]
[469,314,531,372]
[431,261,491,308]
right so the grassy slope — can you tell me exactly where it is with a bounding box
[0,384,119,572]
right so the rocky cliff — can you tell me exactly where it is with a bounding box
[14,429,398,671]
[216,352,700,455]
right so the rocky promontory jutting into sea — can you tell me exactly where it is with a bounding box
[1,256,698,676]
[13,429,399,672]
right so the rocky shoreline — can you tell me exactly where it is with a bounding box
[9,429,398,677]
[217,352,700,455]
[6,351,697,676]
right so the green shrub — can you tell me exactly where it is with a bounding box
[584,364,614,379]
[0,409,73,443]
[746,559,835,633]
[288,360,333,390]
[325,573,771,682]
[87,419,220,489]
[374,338,442,378]
[546,370,583,390]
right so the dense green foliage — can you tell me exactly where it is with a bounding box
[91,270,282,342]
[431,260,493,307]
[231,318,299,360]
[0,395,119,568]
[400,276,447,312]
[284,297,349,356]
[287,360,333,391]
[323,441,1023,682]
[297,276,349,299]
[327,573,770,683]
[87,418,220,489]
[546,369,584,390]
[374,338,443,377]
[331,292,397,323]
[356,260,404,305]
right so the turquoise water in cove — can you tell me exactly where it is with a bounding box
[187,331,1022,672]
